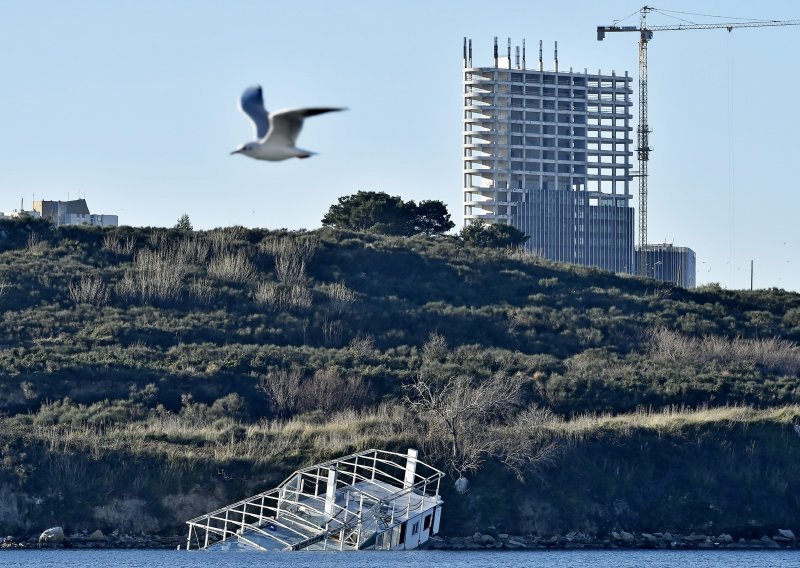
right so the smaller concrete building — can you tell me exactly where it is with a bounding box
[637,244,696,289]
[32,199,118,227]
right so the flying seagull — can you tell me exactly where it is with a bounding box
[230,85,345,161]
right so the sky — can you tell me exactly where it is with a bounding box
[1,0,799,291]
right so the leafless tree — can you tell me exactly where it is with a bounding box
[102,233,136,255]
[496,405,563,481]
[68,275,110,306]
[326,281,356,315]
[208,250,255,283]
[299,368,369,414]
[261,235,319,285]
[259,366,304,418]
[253,282,312,311]
[348,335,375,357]
[403,371,523,478]
[422,332,448,361]
[190,277,217,305]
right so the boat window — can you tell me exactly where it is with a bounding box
[423,515,431,530]
[412,522,419,536]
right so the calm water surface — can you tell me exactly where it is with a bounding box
[1,549,798,568]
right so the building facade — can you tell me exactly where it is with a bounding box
[463,37,634,273]
[637,244,696,289]
[32,199,118,227]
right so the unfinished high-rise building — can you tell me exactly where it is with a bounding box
[463,37,634,273]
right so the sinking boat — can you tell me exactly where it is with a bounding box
[185,448,444,551]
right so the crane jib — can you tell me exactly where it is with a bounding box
[596,8,800,274]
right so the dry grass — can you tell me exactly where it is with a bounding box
[649,328,800,375]
[6,403,798,474]
[205,226,248,253]
[207,251,255,283]
[25,232,47,254]
[324,281,356,315]
[547,404,800,439]
[253,282,312,311]
[261,235,319,285]
[102,233,135,255]
[4,404,414,466]
[67,276,110,306]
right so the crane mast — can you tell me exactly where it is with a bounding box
[636,7,653,275]
[597,6,800,277]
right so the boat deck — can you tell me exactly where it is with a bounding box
[186,449,444,552]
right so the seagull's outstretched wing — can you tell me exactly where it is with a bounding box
[239,86,270,139]
[263,107,346,147]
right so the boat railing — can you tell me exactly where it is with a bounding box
[186,448,444,551]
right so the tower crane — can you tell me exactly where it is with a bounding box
[597,6,800,275]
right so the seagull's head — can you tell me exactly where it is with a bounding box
[230,143,255,156]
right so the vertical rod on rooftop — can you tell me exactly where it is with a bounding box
[539,40,543,71]
[390,500,396,524]
[339,528,345,550]
[223,509,229,541]
[372,452,377,480]
[204,518,210,548]
[259,496,265,525]
[186,525,193,550]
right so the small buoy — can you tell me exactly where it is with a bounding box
[454,477,469,494]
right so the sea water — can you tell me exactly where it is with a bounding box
[1,549,797,568]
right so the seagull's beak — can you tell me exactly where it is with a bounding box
[230,149,242,155]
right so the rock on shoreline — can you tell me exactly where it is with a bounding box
[424,529,799,551]
[1,531,184,550]
[2,528,798,551]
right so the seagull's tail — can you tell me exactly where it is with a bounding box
[295,148,317,159]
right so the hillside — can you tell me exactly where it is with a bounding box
[1,218,799,540]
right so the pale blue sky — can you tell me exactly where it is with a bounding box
[1,1,799,291]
